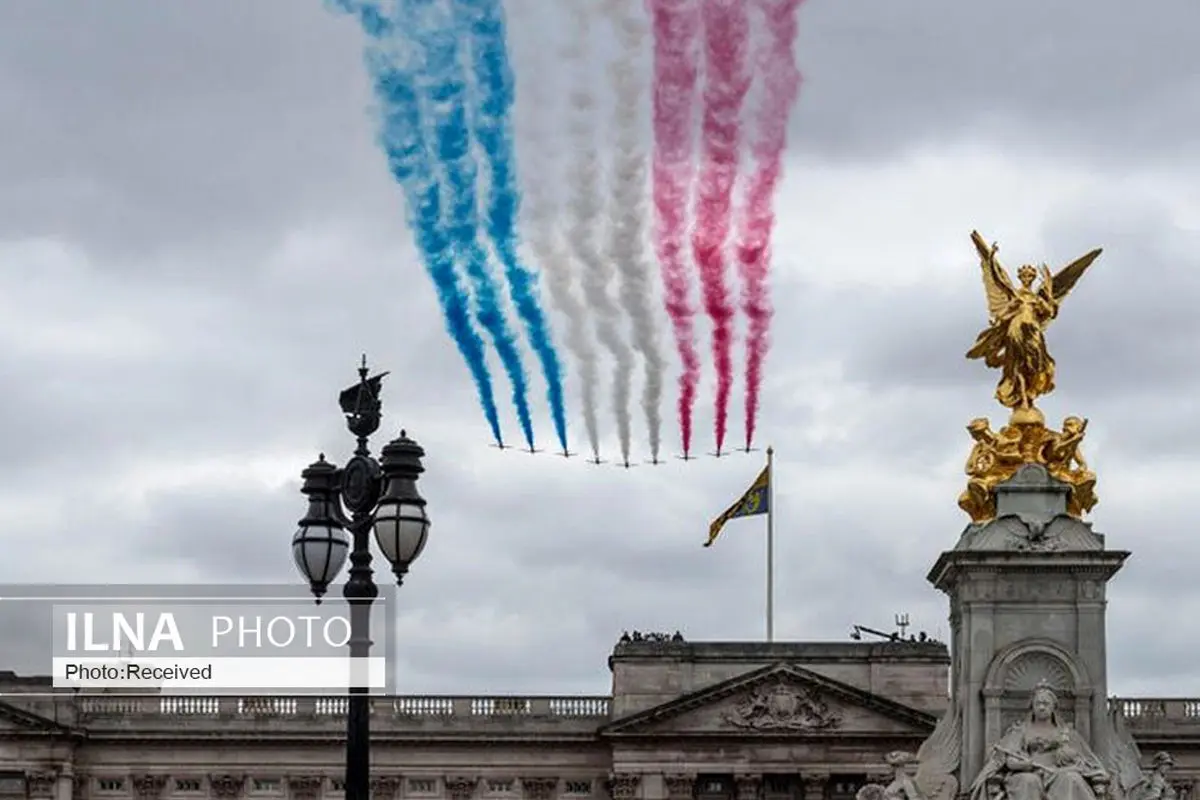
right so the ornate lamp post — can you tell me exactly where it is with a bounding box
[291,358,431,800]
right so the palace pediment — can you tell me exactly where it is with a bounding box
[600,663,937,738]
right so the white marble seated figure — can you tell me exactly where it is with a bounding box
[970,684,1110,800]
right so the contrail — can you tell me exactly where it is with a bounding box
[601,0,666,463]
[408,0,535,448]
[737,0,804,450]
[328,0,503,444]
[453,0,570,452]
[649,0,702,458]
[565,0,636,465]
[514,16,603,460]
[693,0,751,454]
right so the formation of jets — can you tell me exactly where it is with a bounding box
[491,442,758,466]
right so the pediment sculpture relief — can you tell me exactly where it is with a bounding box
[722,677,841,731]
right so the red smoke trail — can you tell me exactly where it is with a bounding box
[736,0,803,451]
[650,0,703,458]
[693,0,750,454]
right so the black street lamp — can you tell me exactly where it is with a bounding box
[291,358,431,800]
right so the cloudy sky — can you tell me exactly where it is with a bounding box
[1,0,1198,699]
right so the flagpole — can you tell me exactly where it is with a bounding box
[766,446,774,643]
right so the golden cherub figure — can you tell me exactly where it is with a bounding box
[958,418,1025,521]
[1041,416,1098,517]
[966,231,1102,425]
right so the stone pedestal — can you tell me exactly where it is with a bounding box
[926,465,1129,788]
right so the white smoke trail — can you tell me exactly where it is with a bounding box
[566,0,635,464]
[512,5,602,459]
[600,0,665,463]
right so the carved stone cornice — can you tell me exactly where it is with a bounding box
[522,778,558,800]
[664,775,695,800]
[371,777,403,800]
[446,778,479,800]
[735,776,762,800]
[607,774,641,800]
[288,777,324,800]
[132,775,168,800]
[25,772,57,798]
[210,775,246,799]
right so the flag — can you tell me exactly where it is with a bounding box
[704,464,770,547]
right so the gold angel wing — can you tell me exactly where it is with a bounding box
[1051,247,1102,300]
[971,230,1016,320]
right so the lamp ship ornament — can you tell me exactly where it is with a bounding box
[957,231,1101,523]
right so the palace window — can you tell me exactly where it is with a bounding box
[331,780,347,793]
[97,779,127,793]
[409,780,438,795]
[486,781,515,795]
[563,782,593,796]
[252,780,282,794]
[698,778,728,796]
[174,779,203,793]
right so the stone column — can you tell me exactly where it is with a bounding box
[609,774,642,800]
[445,778,479,800]
[521,779,558,800]
[371,778,402,800]
[800,774,828,800]
[663,775,694,800]
[734,776,761,800]
[56,765,75,800]
[286,777,324,800]
[26,772,57,800]
[132,775,167,800]
[210,776,246,800]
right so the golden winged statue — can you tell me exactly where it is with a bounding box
[959,231,1102,522]
[967,230,1102,424]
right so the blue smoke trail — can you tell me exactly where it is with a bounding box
[406,0,535,449]
[453,0,570,452]
[328,0,503,445]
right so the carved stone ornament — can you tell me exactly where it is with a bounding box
[608,774,641,800]
[522,779,558,800]
[723,678,841,731]
[287,777,324,800]
[209,775,246,799]
[735,775,762,800]
[801,774,830,800]
[132,775,168,800]
[371,777,403,800]
[25,773,57,798]
[664,775,695,800]
[445,778,480,800]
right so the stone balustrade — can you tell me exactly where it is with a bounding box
[74,694,613,738]
[54,694,1200,738]
[1110,698,1200,730]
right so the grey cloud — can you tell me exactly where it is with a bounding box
[3,0,1200,701]
[794,0,1200,161]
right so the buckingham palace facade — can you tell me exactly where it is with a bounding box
[1,637,1196,800]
